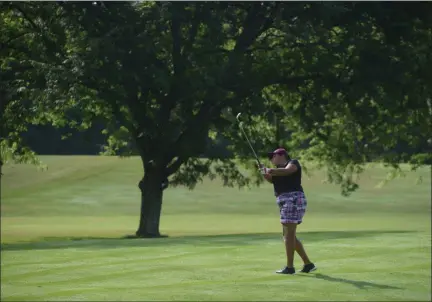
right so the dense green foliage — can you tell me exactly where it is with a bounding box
[1,1,431,235]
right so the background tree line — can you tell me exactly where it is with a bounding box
[21,123,432,161]
[1,1,431,237]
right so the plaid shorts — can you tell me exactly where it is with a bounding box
[276,191,307,224]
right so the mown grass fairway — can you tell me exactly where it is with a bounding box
[1,156,431,301]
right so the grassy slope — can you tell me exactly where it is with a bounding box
[1,156,431,301]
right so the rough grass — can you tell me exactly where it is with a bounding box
[1,156,431,301]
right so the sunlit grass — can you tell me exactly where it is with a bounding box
[1,156,430,301]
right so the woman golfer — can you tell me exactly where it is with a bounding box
[260,148,317,275]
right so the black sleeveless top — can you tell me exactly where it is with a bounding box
[272,159,303,195]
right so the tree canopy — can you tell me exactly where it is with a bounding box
[1,1,431,236]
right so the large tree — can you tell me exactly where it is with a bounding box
[2,2,431,236]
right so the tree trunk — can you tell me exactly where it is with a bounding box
[135,164,165,238]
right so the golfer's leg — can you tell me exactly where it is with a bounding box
[295,237,312,265]
[283,223,297,268]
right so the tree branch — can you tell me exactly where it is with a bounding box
[168,97,217,161]
[222,3,280,86]
[170,3,185,77]
[196,48,230,57]
[165,156,186,176]
[260,3,281,33]
[122,83,149,134]
[110,99,138,136]
[233,3,277,53]
[233,4,263,53]
[0,32,32,51]
[182,4,202,54]
[156,3,188,128]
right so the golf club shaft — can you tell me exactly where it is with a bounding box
[238,122,262,167]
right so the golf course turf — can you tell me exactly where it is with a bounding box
[1,156,431,301]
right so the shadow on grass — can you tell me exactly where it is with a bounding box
[297,273,403,290]
[1,230,415,251]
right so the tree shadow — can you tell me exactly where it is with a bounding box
[1,229,416,252]
[297,273,403,290]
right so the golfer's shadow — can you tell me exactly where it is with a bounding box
[298,273,402,290]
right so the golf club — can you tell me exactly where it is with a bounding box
[236,113,262,167]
